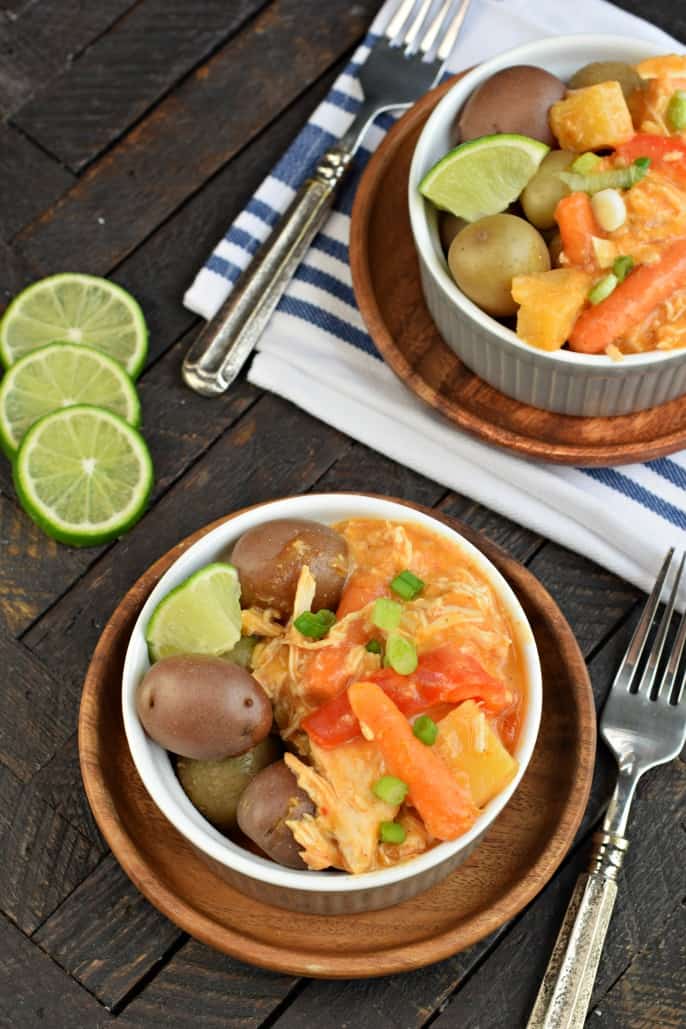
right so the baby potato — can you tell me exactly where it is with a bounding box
[521,150,575,230]
[439,212,467,253]
[569,61,643,100]
[136,655,273,760]
[237,760,314,869]
[448,214,550,317]
[457,65,566,146]
[229,518,348,616]
[177,736,282,831]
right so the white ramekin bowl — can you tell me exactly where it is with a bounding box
[408,34,686,417]
[122,495,542,914]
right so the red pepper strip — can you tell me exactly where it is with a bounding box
[302,644,511,748]
[614,134,686,184]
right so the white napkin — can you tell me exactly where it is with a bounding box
[185,0,685,597]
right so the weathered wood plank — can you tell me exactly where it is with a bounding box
[0,763,104,934]
[115,938,297,1028]
[34,855,181,1012]
[0,0,136,115]
[22,394,350,723]
[15,0,378,276]
[438,492,543,564]
[314,441,447,509]
[0,910,113,1028]
[0,335,258,636]
[0,123,74,240]
[0,238,35,306]
[14,0,272,172]
[0,629,71,782]
[22,733,103,849]
[591,902,686,1029]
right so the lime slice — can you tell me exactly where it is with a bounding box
[0,342,141,457]
[419,134,550,222]
[145,563,242,662]
[0,274,148,377]
[14,405,153,547]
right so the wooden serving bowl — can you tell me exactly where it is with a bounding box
[79,497,595,976]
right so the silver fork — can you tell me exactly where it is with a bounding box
[527,549,686,1029]
[182,0,471,396]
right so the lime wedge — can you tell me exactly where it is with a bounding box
[0,342,141,457]
[14,405,153,547]
[0,274,148,377]
[145,563,242,662]
[419,134,550,222]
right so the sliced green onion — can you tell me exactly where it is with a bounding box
[612,255,634,283]
[588,273,618,305]
[571,152,602,175]
[373,775,408,805]
[379,821,406,844]
[365,639,382,655]
[667,90,686,132]
[293,609,336,640]
[372,597,402,631]
[412,714,438,746]
[560,158,650,195]
[386,634,418,675]
[390,569,425,600]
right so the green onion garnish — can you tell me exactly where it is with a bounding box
[632,156,651,174]
[293,609,336,639]
[412,714,438,746]
[379,821,406,844]
[612,255,634,283]
[390,569,425,600]
[560,157,650,195]
[667,91,686,132]
[372,597,402,631]
[386,634,418,675]
[373,775,409,805]
[570,152,602,175]
[365,639,382,655]
[588,273,618,306]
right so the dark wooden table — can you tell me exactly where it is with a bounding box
[1,2,684,1026]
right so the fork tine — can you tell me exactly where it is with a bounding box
[417,0,452,54]
[386,0,418,44]
[656,588,686,702]
[402,0,433,49]
[635,552,685,697]
[612,549,674,692]
[436,0,472,63]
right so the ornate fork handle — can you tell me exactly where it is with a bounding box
[181,143,354,397]
[526,831,629,1029]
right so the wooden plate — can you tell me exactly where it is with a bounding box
[79,498,595,978]
[350,79,686,466]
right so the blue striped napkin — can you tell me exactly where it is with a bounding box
[185,0,683,596]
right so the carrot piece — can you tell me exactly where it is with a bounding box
[569,239,686,353]
[336,570,388,619]
[348,682,479,841]
[555,192,602,269]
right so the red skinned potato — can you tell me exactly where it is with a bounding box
[237,760,314,869]
[229,518,348,616]
[457,65,566,146]
[136,655,272,760]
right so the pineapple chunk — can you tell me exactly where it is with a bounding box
[636,54,686,80]
[549,81,634,151]
[434,701,518,809]
[511,269,592,351]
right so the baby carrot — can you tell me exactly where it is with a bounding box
[348,681,478,841]
[555,192,602,269]
[569,239,686,353]
[336,570,388,619]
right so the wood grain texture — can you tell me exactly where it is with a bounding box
[0,123,73,240]
[115,939,297,1028]
[13,0,272,171]
[0,0,136,115]
[350,78,686,466]
[0,630,70,781]
[77,501,595,976]
[33,854,181,1011]
[14,0,379,276]
[0,911,112,1028]
[22,733,103,849]
[0,763,104,934]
